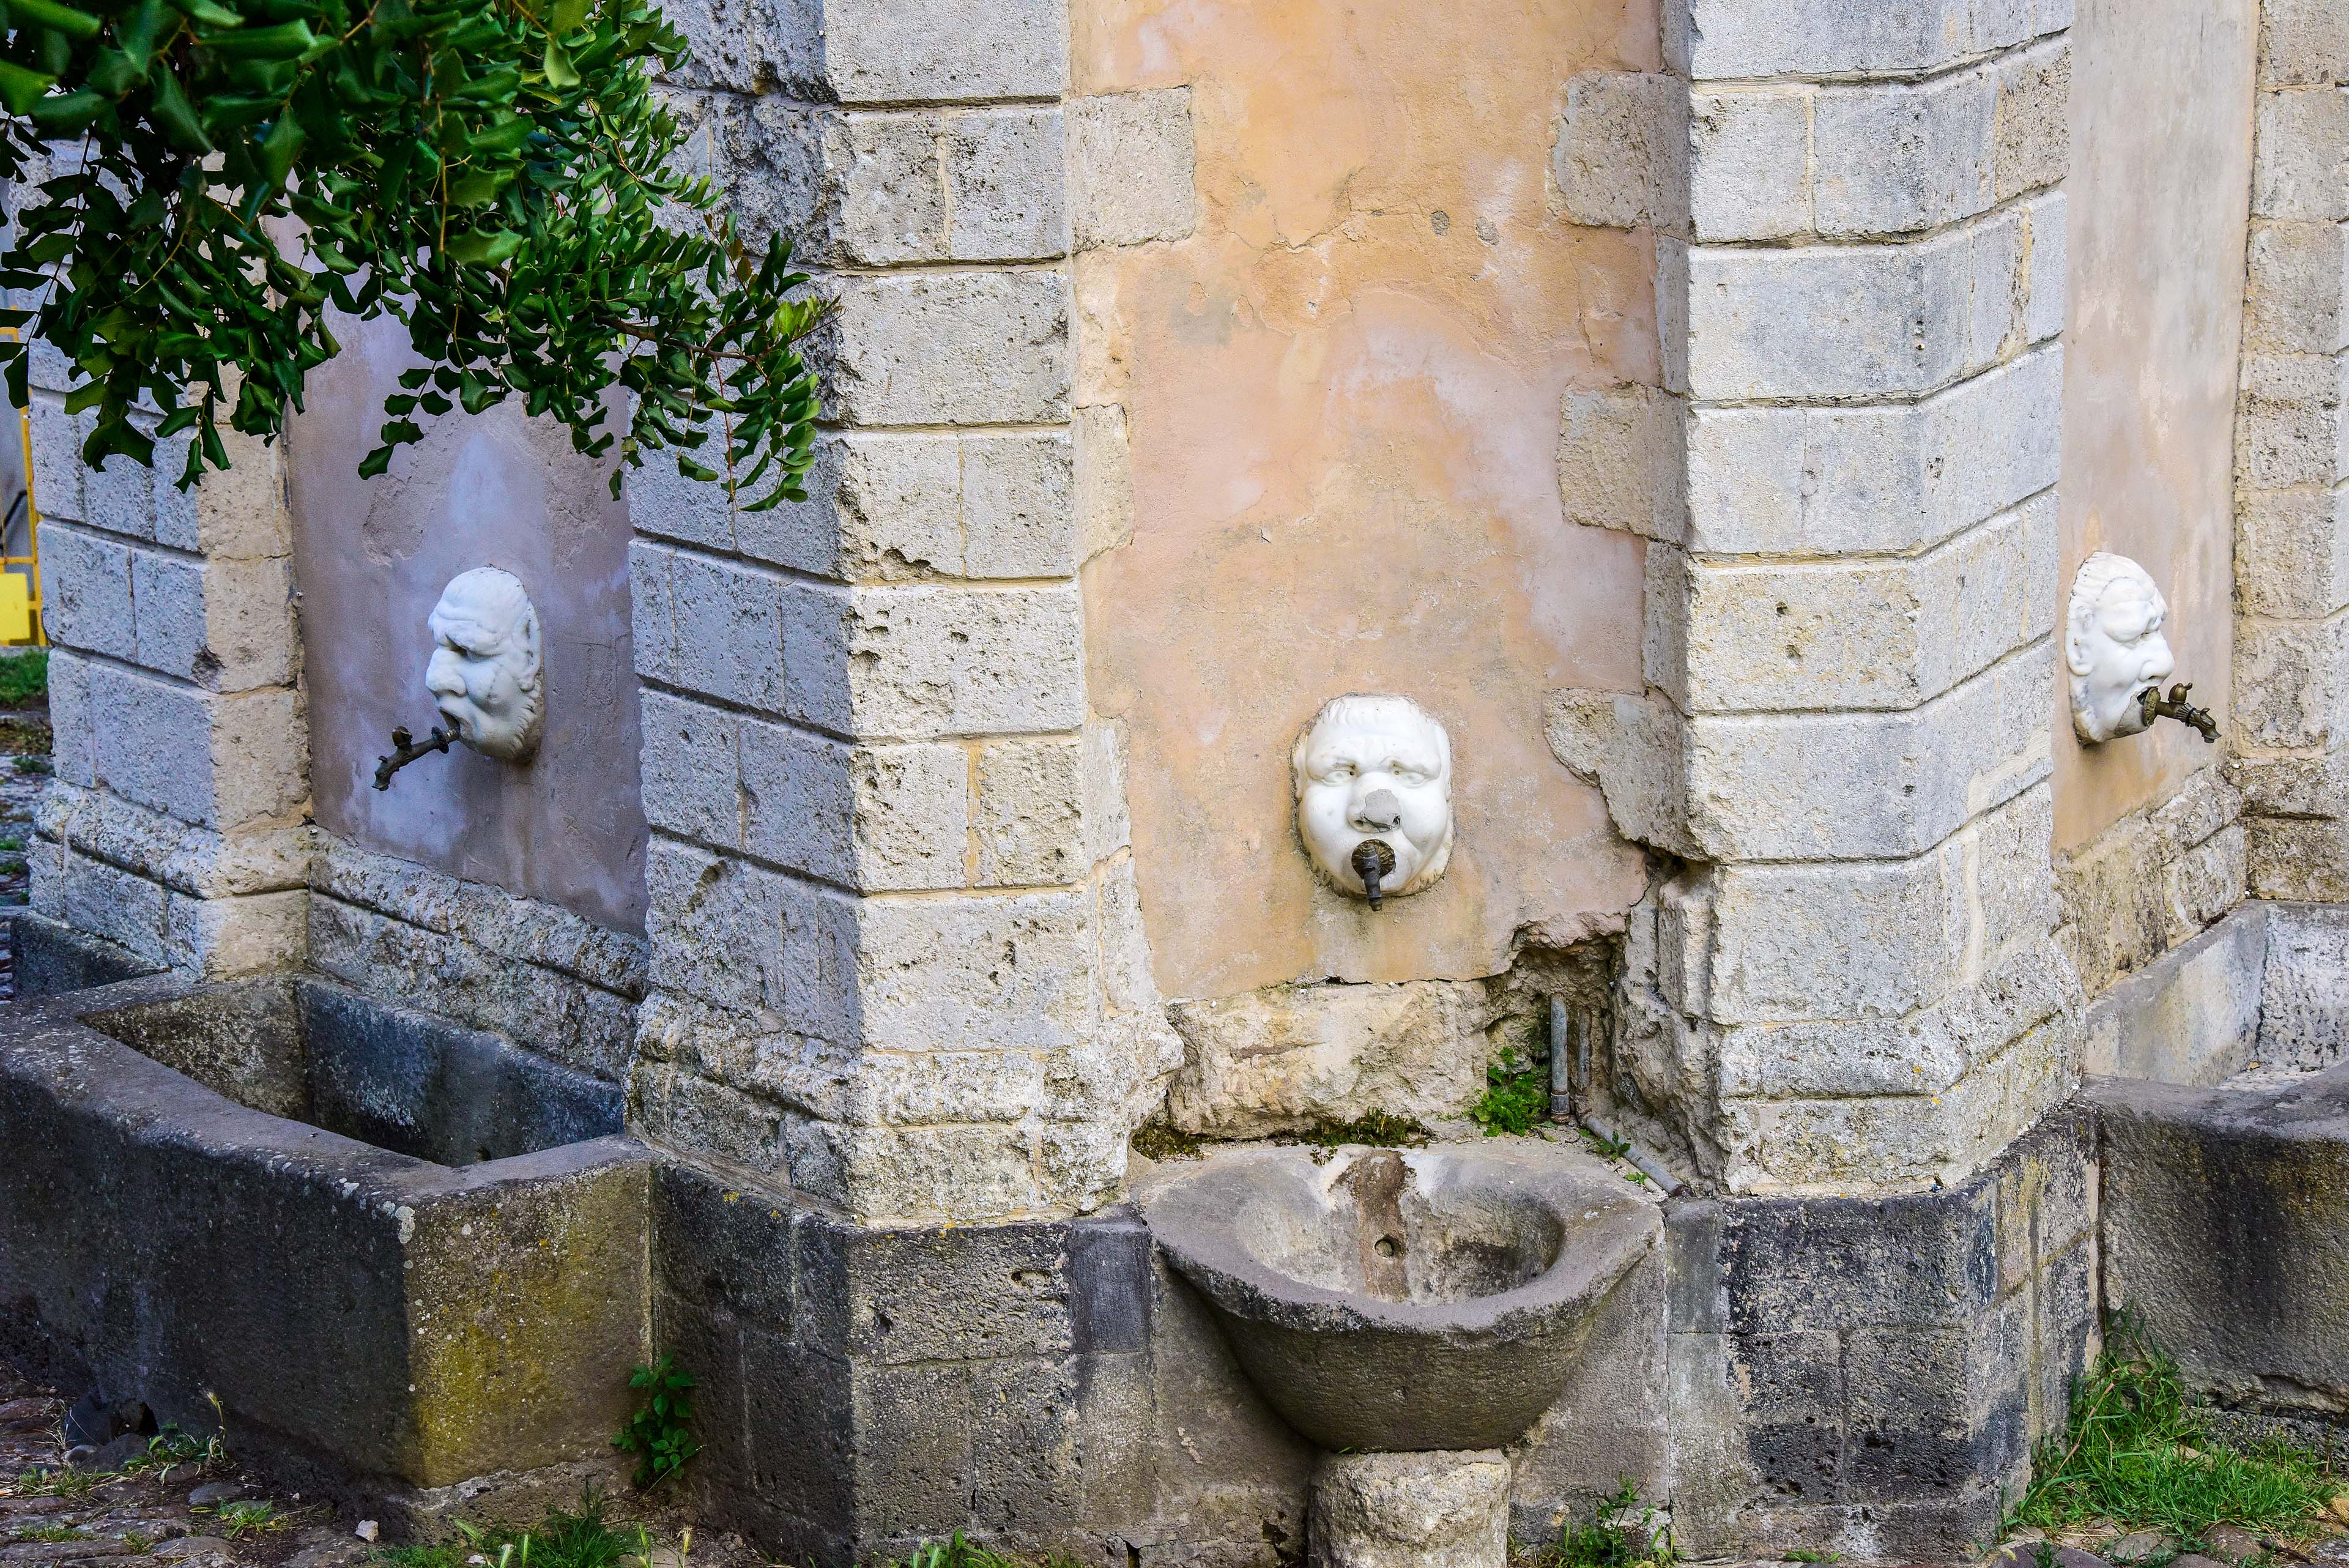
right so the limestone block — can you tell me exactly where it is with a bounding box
[1684,203,2049,401]
[2251,86,2348,221]
[2235,612,2349,748]
[85,663,305,832]
[1069,90,1197,249]
[741,713,973,890]
[633,1060,789,1174]
[1074,404,1135,563]
[27,396,88,529]
[779,581,1084,738]
[1308,1450,1511,1568]
[1555,72,1690,231]
[1683,494,2054,713]
[643,838,801,1017]
[2249,815,2349,902]
[150,425,291,560]
[1705,789,2055,1026]
[2235,351,2349,491]
[726,433,960,581]
[1094,856,1165,1022]
[1545,685,1694,856]
[649,0,789,93]
[54,846,169,964]
[1686,642,2053,861]
[127,550,295,692]
[1687,343,2061,555]
[637,688,741,853]
[2244,220,2349,355]
[960,432,1076,578]
[973,737,1084,887]
[2057,768,2247,999]
[1557,381,1687,540]
[792,1121,1044,1223]
[850,889,1094,1053]
[37,782,313,899]
[721,1035,1045,1128]
[1811,69,1995,236]
[778,0,1067,105]
[1992,39,2071,201]
[37,521,135,662]
[779,106,1064,266]
[820,270,1071,427]
[1715,931,2075,1100]
[310,842,647,990]
[629,540,787,712]
[1688,87,1810,242]
[2236,485,2349,619]
[1666,0,2061,83]
[163,886,308,978]
[45,648,93,789]
[2258,0,2349,89]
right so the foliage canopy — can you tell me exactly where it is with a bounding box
[0,0,822,507]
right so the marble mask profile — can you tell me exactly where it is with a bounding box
[2066,552,2175,745]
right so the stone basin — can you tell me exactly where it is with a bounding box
[1135,1140,1659,1452]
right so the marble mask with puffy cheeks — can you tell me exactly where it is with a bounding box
[2066,552,2176,744]
[425,567,544,762]
[1293,694,1454,901]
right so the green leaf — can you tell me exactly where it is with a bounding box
[144,61,211,152]
[7,0,100,39]
[548,0,587,33]
[199,18,314,55]
[29,86,106,130]
[443,227,524,265]
[256,113,306,195]
[540,35,577,86]
[0,62,58,114]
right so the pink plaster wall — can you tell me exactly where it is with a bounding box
[1075,0,1659,1000]
[2054,0,2255,850]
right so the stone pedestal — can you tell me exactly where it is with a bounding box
[1307,1450,1511,1568]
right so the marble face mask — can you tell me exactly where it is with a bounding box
[425,567,544,762]
[2066,552,2175,745]
[1292,694,1454,902]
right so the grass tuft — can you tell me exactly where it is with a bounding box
[1129,1122,1207,1162]
[883,1533,1086,1568]
[1520,1480,1677,1567]
[1286,1110,1433,1151]
[2011,1316,2339,1542]
[12,1525,89,1543]
[1469,1047,1551,1137]
[215,1500,291,1540]
[12,1466,105,1499]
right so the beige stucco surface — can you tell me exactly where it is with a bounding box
[288,312,648,933]
[2054,0,2255,851]
[1077,0,1658,1001]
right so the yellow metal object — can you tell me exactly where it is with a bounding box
[0,326,42,646]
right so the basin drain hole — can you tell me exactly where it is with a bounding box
[1375,1235,1401,1258]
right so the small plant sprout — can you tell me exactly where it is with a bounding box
[612,1358,698,1490]
[1469,1047,1551,1137]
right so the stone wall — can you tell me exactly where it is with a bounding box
[30,323,313,979]
[2232,0,2349,901]
[1555,0,2082,1195]
[628,0,1179,1227]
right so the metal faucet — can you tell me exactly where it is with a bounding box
[2139,682,2219,745]
[1351,839,1397,910]
[373,723,459,790]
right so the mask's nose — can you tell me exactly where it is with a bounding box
[2140,636,2176,684]
[1351,787,1403,832]
[425,648,466,697]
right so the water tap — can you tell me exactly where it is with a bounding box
[2139,682,2219,745]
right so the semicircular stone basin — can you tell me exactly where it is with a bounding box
[1135,1140,1660,1452]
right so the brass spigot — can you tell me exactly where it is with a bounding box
[1351,838,1398,910]
[2139,682,2219,745]
[373,723,459,790]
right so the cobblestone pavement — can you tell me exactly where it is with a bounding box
[0,705,49,998]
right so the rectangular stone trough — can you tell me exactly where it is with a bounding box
[2082,901,2349,1435]
[0,946,653,1495]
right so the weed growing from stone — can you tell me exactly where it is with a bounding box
[1521,1480,1677,1567]
[10,1466,104,1499]
[1290,1110,1434,1150]
[12,1524,89,1542]
[1470,1047,1551,1137]
[384,1493,682,1568]
[613,1359,699,1490]
[1129,1122,1207,1162]
[2010,1317,2338,1542]
[214,1499,291,1539]
[889,1533,1085,1568]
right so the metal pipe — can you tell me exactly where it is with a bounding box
[1578,1113,1683,1197]
[1548,997,1573,1122]
[373,723,459,790]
